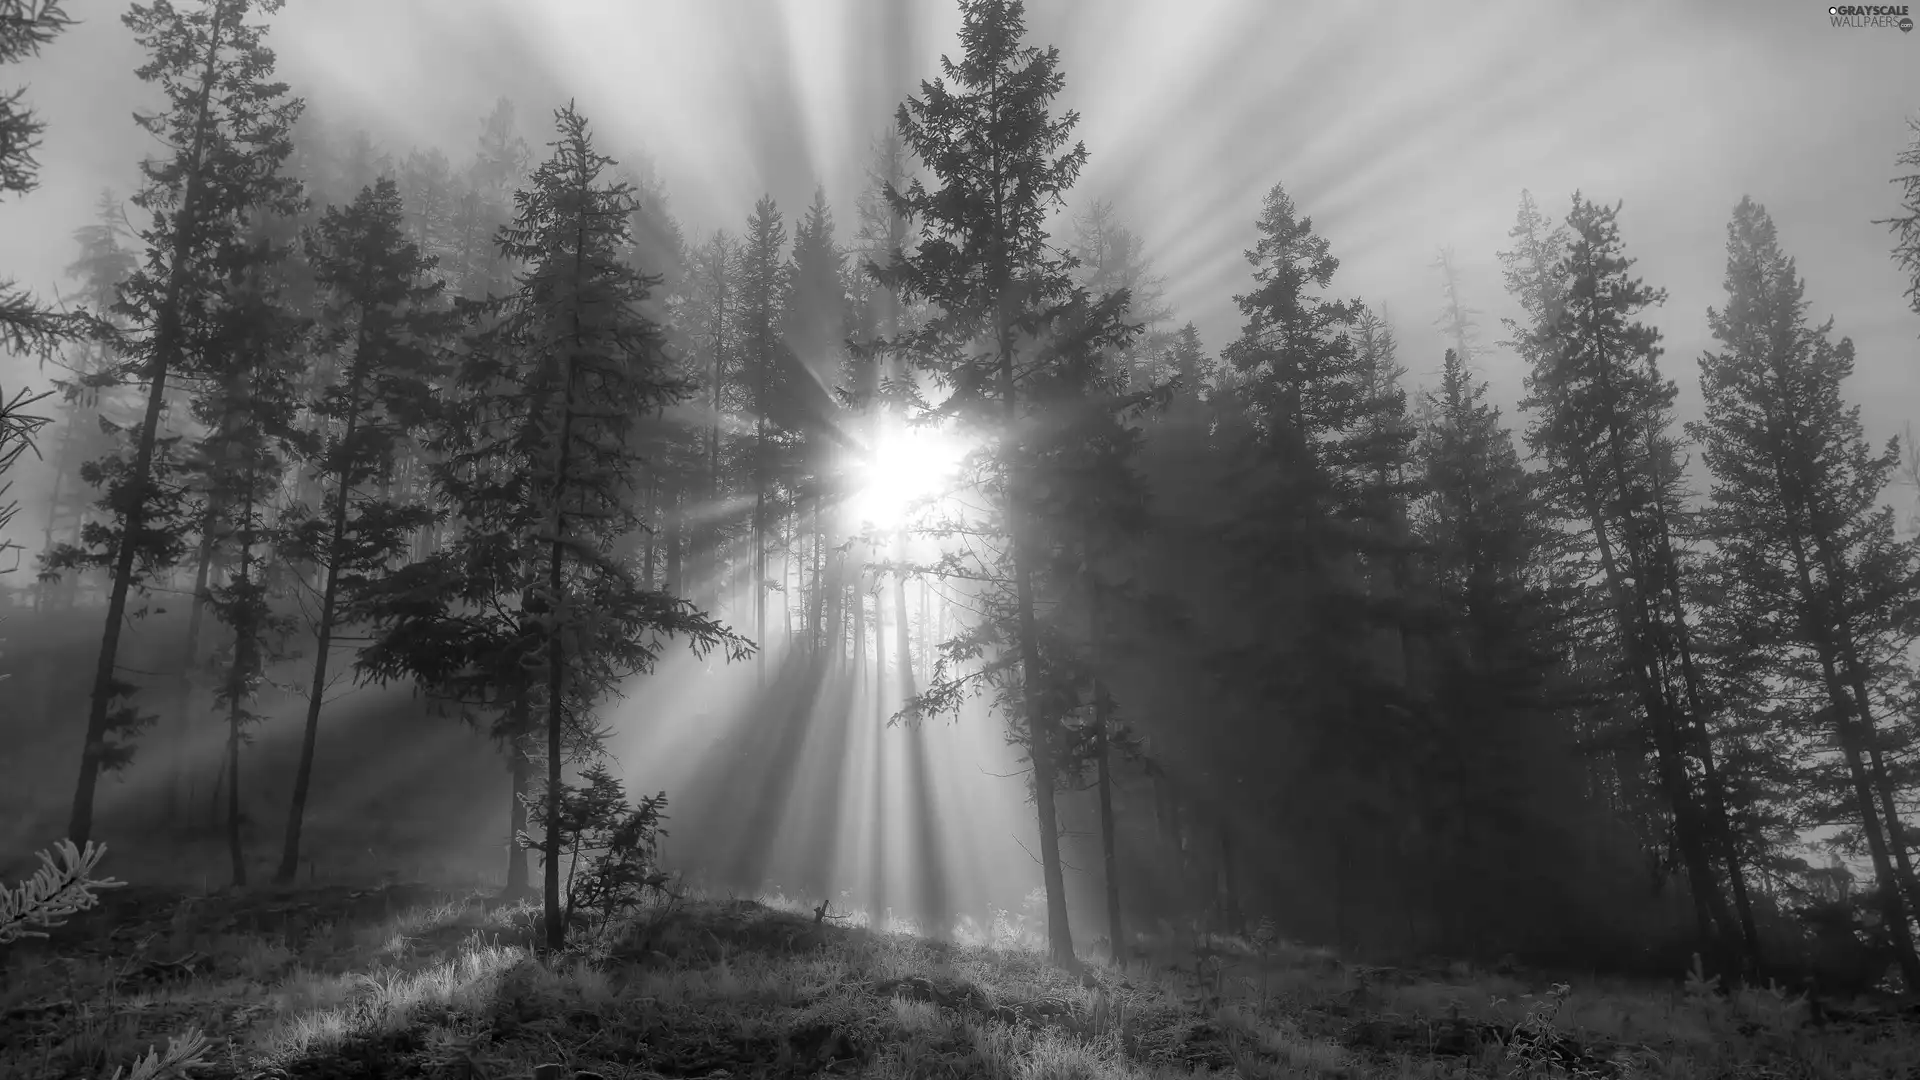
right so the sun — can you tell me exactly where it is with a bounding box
[849,422,971,530]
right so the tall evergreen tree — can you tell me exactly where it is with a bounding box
[1431,247,1486,373]
[191,216,305,886]
[1069,199,1171,386]
[1506,191,1753,971]
[874,0,1137,964]
[738,195,791,674]
[1881,117,1920,321]
[469,103,747,949]
[36,193,140,611]
[447,98,531,302]
[1207,183,1423,946]
[272,178,453,884]
[64,0,304,847]
[1410,346,1581,953]
[1693,196,1920,986]
[0,0,82,356]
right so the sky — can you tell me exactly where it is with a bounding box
[2,0,1918,515]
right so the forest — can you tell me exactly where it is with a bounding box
[5,1,1920,1078]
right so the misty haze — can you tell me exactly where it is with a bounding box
[3,1,1920,1078]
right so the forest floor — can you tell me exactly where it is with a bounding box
[3,877,1918,1080]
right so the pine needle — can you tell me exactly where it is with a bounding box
[0,838,125,945]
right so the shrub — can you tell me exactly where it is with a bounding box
[521,762,672,932]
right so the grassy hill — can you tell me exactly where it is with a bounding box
[5,863,1918,1080]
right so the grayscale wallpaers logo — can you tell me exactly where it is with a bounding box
[1829,4,1914,29]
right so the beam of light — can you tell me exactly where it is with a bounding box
[599,535,1049,938]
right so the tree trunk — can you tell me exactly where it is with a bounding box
[1648,431,1761,976]
[1095,695,1122,963]
[753,415,767,687]
[35,416,73,613]
[166,516,217,830]
[999,335,1074,966]
[70,6,230,848]
[224,487,259,890]
[1579,472,1734,951]
[274,400,363,885]
[641,470,657,591]
[703,268,725,615]
[851,572,865,678]
[892,528,914,696]
[664,486,682,594]
[873,574,887,703]
[808,499,823,653]
[1781,503,1920,984]
[506,722,530,894]
[225,690,244,887]
[543,344,580,953]
[1843,653,1920,926]
[1218,825,1243,937]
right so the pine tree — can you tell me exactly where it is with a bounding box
[65,0,304,848]
[1069,199,1171,386]
[1431,247,1486,372]
[0,384,52,585]
[1880,117,1920,320]
[1411,346,1578,952]
[447,98,531,302]
[1224,183,1393,528]
[467,102,747,949]
[36,193,139,611]
[1507,191,1752,970]
[398,147,460,268]
[0,0,83,357]
[272,178,454,884]
[1211,182,1422,944]
[0,383,51,696]
[875,0,1137,964]
[191,216,305,886]
[681,231,739,615]
[1692,196,1920,985]
[738,195,791,677]
[785,188,848,659]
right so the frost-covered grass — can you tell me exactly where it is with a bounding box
[3,873,1916,1079]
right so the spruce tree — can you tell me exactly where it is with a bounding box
[1431,247,1487,372]
[36,193,139,612]
[1693,196,1920,985]
[785,188,849,660]
[1411,347,1577,951]
[1212,183,1421,943]
[1069,199,1171,386]
[1881,117,1920,319]
[1506,191,1753,970]
[447,98,531,302]
[681,231,739,615]
[398,148,460,271]
[272,178,454,884]
[0,0,81,356]
[738,195,791,676]
[460,103,746,949]
[65,0,304,847]
[191,216,305,886]
[874,0,1137,964]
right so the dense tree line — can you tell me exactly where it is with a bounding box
[3,0,1920,982]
